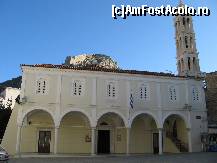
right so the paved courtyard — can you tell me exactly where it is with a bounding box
[6,153,217,163]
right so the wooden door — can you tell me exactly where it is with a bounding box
[97,130,110,154]
[38,131,51,153]
[153,133,159,154]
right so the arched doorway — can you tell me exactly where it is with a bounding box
[96,112,125,154]
[20,109,55,153]
[163,114,188,153]
[130,113,158,154]
[58,111,91,154]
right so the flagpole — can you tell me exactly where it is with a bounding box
[129,89,134,122]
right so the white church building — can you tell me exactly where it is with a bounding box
[2,2,208,156]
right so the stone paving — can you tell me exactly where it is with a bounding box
[6,153,217,163]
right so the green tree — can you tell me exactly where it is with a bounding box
[0,99,12,143]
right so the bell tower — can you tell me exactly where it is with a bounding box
[175,1,202,77]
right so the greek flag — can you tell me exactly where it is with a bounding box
[130,92,134,109]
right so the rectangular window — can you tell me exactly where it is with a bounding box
[107,81,117,98]
[169,86,177,101]
[36,78,48,95]
[196,116,201,119]
[72,80,84,96]
[139,84,149,100]
[192,87,199,101]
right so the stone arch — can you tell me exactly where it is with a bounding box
[163,112,190,153]
[58,108,93,127]
[129,111,160,128]
[97,110,127,127]
[163,112,189,129]
[20,106,56,126]
[182,17,185,26]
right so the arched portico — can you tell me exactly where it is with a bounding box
[19,107,56,126]
[96,112,126,154]
[129,111,160,128]
[58,108,93,127]
[97,110,128,128]
[58,111,92,154]
[163,114,189,153]
[17,109,55,154]
[163,112,190,129]
[130,113,159,154]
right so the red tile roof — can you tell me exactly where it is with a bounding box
[21,64,187,78]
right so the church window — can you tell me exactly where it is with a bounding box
[139,83,149,100]
[192,87,200,101]
[188,57,191,70]
[107,81,116,98]
[193,57,196,71]
[182,17,185,26]
[175,22,179,32]
[36,78,48,94]
[187,18,190,29]
[185,36,188,48]
[169,86,177,101]
[72,80,84,96]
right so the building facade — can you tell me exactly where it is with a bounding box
[0,87,20,109]
[2,2,208,156]
[205,72,217,133]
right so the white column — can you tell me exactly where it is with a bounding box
[91,127,96,155]
[16,125,22,155]
[187,128,192,152]
[126,128,130,155]
[54,126,59,154]
[158,128,163,155]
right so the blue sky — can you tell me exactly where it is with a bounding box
[0,0,216,82]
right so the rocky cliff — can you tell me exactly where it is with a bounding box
[64,54,119,69]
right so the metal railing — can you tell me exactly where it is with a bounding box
[166,131,188,152]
